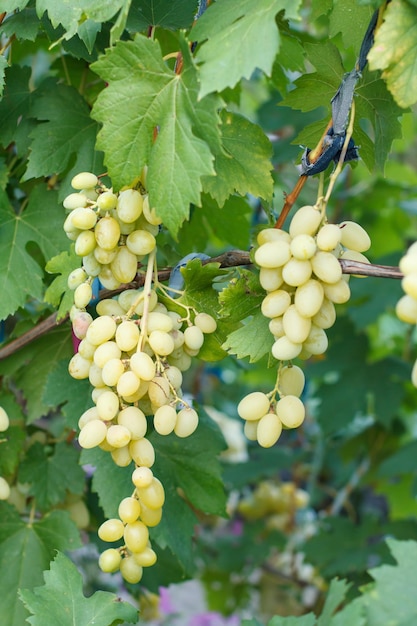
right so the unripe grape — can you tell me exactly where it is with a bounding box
[283,305,311,344]
[148,330,175,356]
[276,395,305,428]
[72,311,93,340]
[118,406,147,440]
[111,246,138,283]
[269,316,285,338]
[106,424,131,448]
[136,477,165,509]
[95,216,121,250]
[255,241,291,269]
[312,297,336,329]
[98,518,124,542]
[97,191,118,212]
[74,282,93,309]
[303,325,328,355]
[120,556,143,584]
[142,195,162,225]
[71,171,98,190]
[63,192,88,210]
[133,547,157,567]
[118,497,141,524]
[78,419,107,449]
[271,336,302,361]
[154,405,177,435]
[257,228,291,245]
[0,477,10,500]
[396,295,417,324]
[194,312,217,334]
[130,351,156,381]
[339,221,371,252]
[261,289,291,319]
[237,392,270,421]
[289,205,321,237]
[184,325,204,351]
[290,234,317,260]
[75,230,96,256]
[71,207,97,230]
[282,258,312,286]
[117,371,141,397]
[139,503,162,526]
[257,413,283,448]
[311,251,342,284]
[132,466,154,488]
[323,279,351,304]
[94,245,118,265]
[99,548,122,573]
[126,229,156,256]
[82,252,102,277]
[0,407,9,432]
[174,407,199,437]
[279,365,305,397]
[124,520,149,553]
[67,267,88,290]
[117,189,143,223]
[129,438,155,467]
[316,223,342,251]
[86,315,116,345]
[111,445,132,467]
[68,353,91,379]
[96,390,119,421]
[401,273,417,300]
[243,420,259,441]
[78,406,99,429]
[294,279,324,318]
[259,267,283,291]
[96,299,125,317]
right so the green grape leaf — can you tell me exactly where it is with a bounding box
[1,8,41,41]
[0,503,81,626]
[368,0,417,108]
[24,79,101,182]
[202,111,274,207]
[378,440,417,477]
[0,327,73,423]
[44,360,92,431]
[133,0,198,29]
[19,551,138,626]
[329,0,374,51]
[91,35,219,236]
[269,616,316,625]
[35,0,125,40]
[0,56,7,99]
[0,65,35,151]
[222,311,272,363]
[0,185,69,320]
[18,441,85,511]
[193,0,302,98]
[2,0,30,9]
[0,427,26,476]
[363,538,417,625]
[317,578,353,626]
[44,247,80,319]
[219,268,264,324]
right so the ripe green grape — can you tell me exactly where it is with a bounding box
[124,520,149,553]
[68,267,88,290]
[153,405,177,435]
[139,503,162,526]
[93,341,122,368]
[98,518,125,542]
[99,548,122,573]
[339,220,371,252]
[132,466,154,488]
[74,282,93,309]
[257,412,283,448]
[120,557,143,584]
[117,406,147,440]
[75,230,96,256]
[0,476,10,500]
[130,351,156,381]
[194,312,217,334]
[118,497,141,524]
[183,325,204,351]
[146,311,174,333]
[294,279,324,318]
[174,407,199,437]
[117,189,143,223]
[117,371,141,397]
[97,191,118,211]
[136,477,165,509]
[86,315,117,345]
[396,295,417,324]
[290,234,317,260]
[0,407,10,432]
[282,258,312,286]
[255,241,291,269]
[311,251,342,283]
[96,390,120,421]
[282,305,311,344]
[126,229,156,255]
[259,267,283,291]
[316,223,341,251]
[101,358,124,387]
[261,290,291,319]
[289,205,321,237]
[71,171,98,190]
[111,246,139,283]
[78,419,108,449]
[133,547,157,567]
[129,438,155,467]
[148,377,171,407]
[148,330,175,356]
[115,320,140,352]
[278,365,305,397]
[94,216,121,250]
[271,336,302,361]
[276,395,306,428]
[237,392,270,421]
[68,353,92,380]
[106,424,131,448]
[71,207,98,230]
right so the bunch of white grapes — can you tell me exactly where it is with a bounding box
[0,406,10,500]
[63,171,217,584]
[238,204,371,448]
[396,242,417,387]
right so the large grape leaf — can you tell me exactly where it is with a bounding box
[0,185,69,320]
[91,35,219,236]
[329,0,374,51]
[131,0,198,29]
[44,359,92,430]
[363,538,417,625]
[24,79,102,186]
[0,65,36,152]
[1,7,41,42]
[222,311,273,363]
[35,0,125,40]
[19,551,138,626]
[18,441,85,511]
[0,57,7,99]
[193,0,302,97]
[368,0,417,108]
[202,111,274,207]
[0,503,81,626]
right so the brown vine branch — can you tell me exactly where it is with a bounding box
[0,254,403,361]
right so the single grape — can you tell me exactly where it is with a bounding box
[78,406,100,429]
[146,311,174,334]
[63,192,88,210]
[106,424,131,448]
[132,466,154,488]
[154,405,177,435]
[68,353,91,380]
[94,216,121,250]
[339,221,371,252]
[148,330,175,356]
[129,438,155,467]
[117,189,143,223]
[75,230,96,257]
[311,251,342,284]
[303,325,328,355]
[257,228,291,245]
[289,205,321,237]
[118,497,141,524]
[282,258,312,287]
[82,252,102,277]
[183,325,204,351]
[311,297,336,329]
[96,299,125,317]
[271,336,302,361]
[396,295,417,324]
[72,311,93,340]
[124,520,149,553]
[117,371,141,397]
[322,279,351,304]
[163,365,183,390]
[139,503,162,527]
[290,234,317,260]
[136,477,165,509]
[111,445,133,467]
[96,390,120,421]
[93,341,122,368]
[142,195,162,225]
[67,267,88,290]
[0,407,10,432]
[126,229,156,256]
[174,407,199,437]
[257,413,283,448]
[94,245,118,265]
[71,171,98,190]
[117,406,147,440]
[130,351,156,381]
[99,548,122,573]
[401,273,417,300]
[269,316,285,338]
[259,267,283,292]
[101,358,124,387]
[71,207,97,230]
[74,282,93,309]
[194,312,217,334]
[0,476,10,500]
[111,246,139,283]
[278,365,305,397]
[120,556,143,584]
[86,315,117,346]
[237,392,270,421]
[133,547,157,567]
[97,190,118,211]
[78,419,108,448]
[261,289,291,319]
[243,420,259,441]
[276,395,305,428]
[316,223,342,251]
[255,241,291,269]
[282,305,311,344]
[294,279,324,318]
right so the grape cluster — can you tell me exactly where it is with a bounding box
[396,242,417,387]
[63,172,217,583]
[238,205,371,447]
[0,407,10,500]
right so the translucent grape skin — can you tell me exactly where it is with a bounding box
[237,392,270,421]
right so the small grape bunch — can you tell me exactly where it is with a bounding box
[396,242,417,386]
[0,406,11,501]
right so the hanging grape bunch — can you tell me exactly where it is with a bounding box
[238,204,371,448]
[63,171,217,583]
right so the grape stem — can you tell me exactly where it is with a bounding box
[133,248,157,352]
[0,254,404,360]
